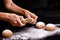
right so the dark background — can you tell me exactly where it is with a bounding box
[0,0,60,40]
[13,0,60,24]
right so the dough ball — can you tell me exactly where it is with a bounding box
[21,19,28,24]
[36,22,45,29]
[45,23,56,31]
[26,18,34,24]
[2,29,13,38]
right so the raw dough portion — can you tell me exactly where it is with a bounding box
[2,29,13,38]
[45,23,56,31]
[21,19,28,24]
[26,18,33,24]
[36,22,45,29]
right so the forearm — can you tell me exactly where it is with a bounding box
[0,12,9,21]
[4,0,26,15]
[7,3,25,14]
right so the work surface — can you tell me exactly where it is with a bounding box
[1,21,60,40]
[5,24,60,40]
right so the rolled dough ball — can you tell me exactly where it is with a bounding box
[2,29,13,38]
[36,22,45,29]
[26,18,33,24]
[21,19,28,24]
[45,23,56,31]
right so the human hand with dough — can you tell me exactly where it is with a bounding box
[0,12,25,27]
[4,0,38,24]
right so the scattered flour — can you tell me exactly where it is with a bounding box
[10,26,60,39]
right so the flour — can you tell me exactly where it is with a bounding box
[9,26,60,40]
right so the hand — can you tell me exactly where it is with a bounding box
[24,10,38,24]
[7,13,26,27]
[0,13,25,27]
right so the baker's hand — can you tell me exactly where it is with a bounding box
[7,13,26,27]
[24,10,38,24]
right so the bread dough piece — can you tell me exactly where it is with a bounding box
[26,18,33,24]
[36,22,45,29]
[21,19,28,24]
[2,29,13,38]
[45,23,56,31]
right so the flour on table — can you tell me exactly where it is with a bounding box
[10,27,60,39]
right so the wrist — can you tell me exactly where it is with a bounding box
[15,8,25,15]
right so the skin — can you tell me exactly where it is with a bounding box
[0,12,25,27]
[0,0,38,27]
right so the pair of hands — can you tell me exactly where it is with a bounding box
[6,10,38,27]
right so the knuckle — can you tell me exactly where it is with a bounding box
[20,16,23,18]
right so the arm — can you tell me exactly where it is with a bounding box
[0,12,9,21]
[4,0,25,14]
[4,0,38,24]
[0,12,25,27]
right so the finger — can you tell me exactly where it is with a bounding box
[31,14,38,21]
[29,19,37,24]
[19,16,24,20]
[19,16,27,24]
[15,20,21,27]
[29,13,38,19]
[33,19,37,24]
[31,16,38,24]
[33,16,38,24]
[16,16,25,27]
[25,12,31,18]
[10,20,17,26]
